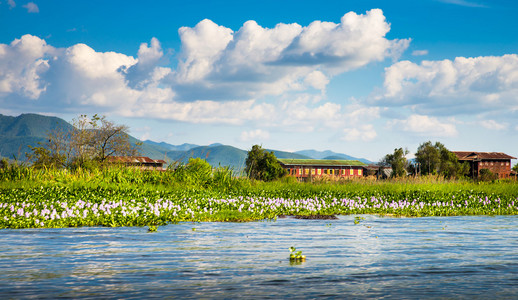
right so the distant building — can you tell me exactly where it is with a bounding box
[452,152,516,179]
[105,156,167,170]
[278,158,367,180]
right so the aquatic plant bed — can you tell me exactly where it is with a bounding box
[1,182,517,229]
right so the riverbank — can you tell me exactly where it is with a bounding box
[1,173,517,228]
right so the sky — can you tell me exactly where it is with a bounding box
[1,0,518,162]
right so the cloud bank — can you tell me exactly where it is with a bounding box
[0,9,407,139]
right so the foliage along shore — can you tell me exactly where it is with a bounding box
[1,164,517,229]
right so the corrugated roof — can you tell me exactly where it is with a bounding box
[105,156,166,164]
[453,151,516,160]
[278,158,367,167]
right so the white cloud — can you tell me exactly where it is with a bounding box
[23,2,38,13]
[8,0,15,9]
[0,34,53,99]
[378,54,518,115]
[304,70,329,91]
[388,114,458,137]
[342,124,377,142]
[171,9,409,101]
[0,9,406,135]
[240,129,270,142]
[479,119,507,130]
[412,50,428,56]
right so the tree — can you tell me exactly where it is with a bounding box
[415,141,468,179]
[29,114,138,169]
[381,147,409,178]
[513,163,518,173]
[245,145,286,181]
[415,141,441,175]
[69,114,138,167]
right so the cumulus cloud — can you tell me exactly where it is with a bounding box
[378,54,518,115]
[171,9,409,101]
[23,2,38,13]
[0,9,406,136]
[0,34,53,99]
[388,114,458,137]
[240,129,270,142]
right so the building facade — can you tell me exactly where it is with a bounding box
[452,152,516,179]
[278,159,367,180]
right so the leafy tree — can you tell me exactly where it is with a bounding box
[513,163,518,173]
[415,141,441,175]
[245,145,286,181]
[415,141,468,179]
[27,126,70,169]
[381,147,409,178]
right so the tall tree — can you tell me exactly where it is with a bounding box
[245,145,286,181]
[415,141,441,175]
[29,114,138,169]
[381,147,409,178]
[415,141,468,179]
[70,114,138,166]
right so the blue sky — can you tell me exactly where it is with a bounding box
[1,0,517,162]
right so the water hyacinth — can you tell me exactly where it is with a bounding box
[1,184,518,229]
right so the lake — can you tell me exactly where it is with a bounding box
[1,215,517,299]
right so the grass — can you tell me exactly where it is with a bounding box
[1,165,517,229]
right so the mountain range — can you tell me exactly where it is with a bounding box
[0,113,373,169]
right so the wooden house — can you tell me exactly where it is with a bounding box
[278,158,367,180]
[452,152,516,179]
[105,156,167,170]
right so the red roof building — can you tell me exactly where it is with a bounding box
[452,152,516,179]
[105,156,167,170]
[278,159,367,181]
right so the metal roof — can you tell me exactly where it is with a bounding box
[105,156,166,164]
[278,158,367,167]
[452,151,516,161]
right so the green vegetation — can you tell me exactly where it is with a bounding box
[0,159,517,229]
[289,247,306,262]
[245,145,286,181]
[381,147,409,178]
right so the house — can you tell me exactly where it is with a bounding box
[105,156,167,170]
[452,152,516,179]
[278,158,367,180]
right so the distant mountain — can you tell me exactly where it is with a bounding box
[296,149,373,164]
[0,113,73,160]
[143,140,199,152]
[0,113,372,170]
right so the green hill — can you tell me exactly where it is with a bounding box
[0,113,369,171]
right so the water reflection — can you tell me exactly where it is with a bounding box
[1,215,517,298]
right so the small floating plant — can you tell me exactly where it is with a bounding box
[289,246,306,262]
[148,225,158,232]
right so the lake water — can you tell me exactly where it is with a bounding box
[1,215,517,299]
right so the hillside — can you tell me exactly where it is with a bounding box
[0,113,372,169]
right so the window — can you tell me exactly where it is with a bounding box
[317,168,321,175]
[350,169,354,176]
[358,169,362,176]
[305,168,309,175]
